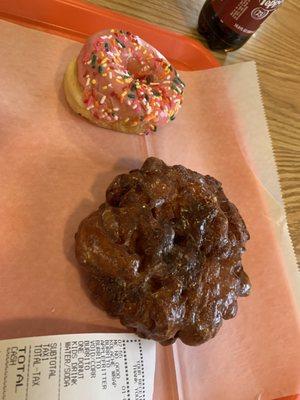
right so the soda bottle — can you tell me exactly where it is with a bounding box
[198,0,284,51]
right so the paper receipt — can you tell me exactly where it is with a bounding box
[0,333,156,400]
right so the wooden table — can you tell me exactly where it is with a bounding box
[89,0,300,263]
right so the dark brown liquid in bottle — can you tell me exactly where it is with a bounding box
[198,1,251,51]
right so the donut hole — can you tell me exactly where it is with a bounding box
[126,58,142,78]
[126,58,154,82]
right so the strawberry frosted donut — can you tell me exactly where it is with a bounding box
[64,29,185,135]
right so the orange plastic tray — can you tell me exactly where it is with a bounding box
[0,0,219,71]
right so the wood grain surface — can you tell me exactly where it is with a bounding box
[88,0,300,262]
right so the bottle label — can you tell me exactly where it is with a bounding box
[211,0,284,36]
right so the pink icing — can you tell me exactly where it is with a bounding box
[77,29,185,133]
